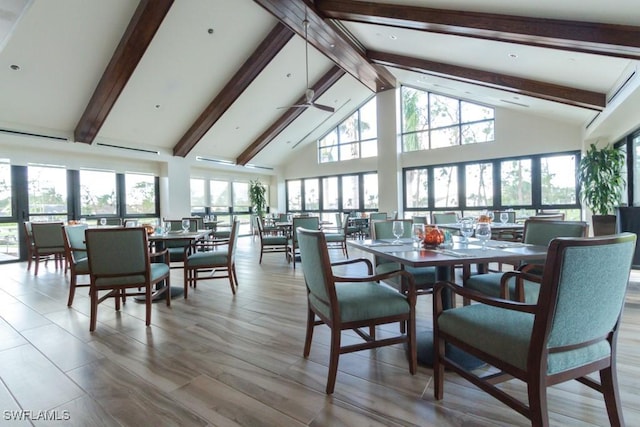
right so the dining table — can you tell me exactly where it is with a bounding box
[347,236,548,367]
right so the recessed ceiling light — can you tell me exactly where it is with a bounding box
[389,35,397,40]
[235,126,240,130]
[330,43,335,48]
[207,28,214,34]
[508,53,518,58]
[154,104,161,109]
[9,64,20,71]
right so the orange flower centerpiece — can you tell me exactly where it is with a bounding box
[423,225,444,248]
[477,214,492,223]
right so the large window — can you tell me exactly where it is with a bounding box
[540,154,578,206]
[210,180,230,213]
[28,164,67,221]
[190,178,206,213]
[232,182,250,212]
[124,173,156,215]
[286,172,378,213]
[0,160,11,218]
[404,151,581,218]
[501,159,532,206]
[318,97,377,163]
[401,86,494,152]
[80,170,117,216]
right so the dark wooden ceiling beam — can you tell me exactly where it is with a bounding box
[317,0,640,60]
[74,0,174,144]
[254,0,395,92]
[369,50,606,111]
[173,23,294,157]
[236,65,345,166]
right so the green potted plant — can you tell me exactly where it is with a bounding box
[577,143,626,235]
[249,179,267,218]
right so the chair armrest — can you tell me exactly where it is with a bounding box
[518,263,545,274]
[500,270,543,301]
[334,269,417,303]
[331,257,373,275]
[150,248,169,266]
[184,239,229,256]
[434,280,537,316]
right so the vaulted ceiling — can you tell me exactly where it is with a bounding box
[1,0,639,171]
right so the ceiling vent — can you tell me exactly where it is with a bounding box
[607,70,636,104]
[0,127,68,141]
[96,143,159,155]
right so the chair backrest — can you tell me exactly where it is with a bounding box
[62,224,88,262]
[297,228,336,316]
[412,216,427,224]
[183,216,204,230]
[334,213,343,228]
[369,212,387,221]
[31,222,64,248]
[278,213,288,222]
[228,219,240,260]
[432,212,458,224]
[493,211,516,223]
[533,233,636,357]
[85,227,149,277]
[292,216,320,243]
[104,218,122,226]
[165,219,197,232]
[124,219,138,227]
[533,213,565,221]
[522,220,588,246]
[371,219,413,239]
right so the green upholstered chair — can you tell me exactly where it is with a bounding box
[323,214,349,257]
[62,224,90,307]
[287,216,320,269]
[371,219,437,297]
[30,222,66,275]
[23,221,36,271]
[432,212,458,225]
[85,227,170,332]
[297,227,417,394]
[464,220,588,304]
[104,218,122,226]
[433,233,636,427]
[162,219,197,265]
[183,219,240,297]
[362,212,387,237]
[412,215,428,224]
[336,213,359,239]
[256,216,287,263]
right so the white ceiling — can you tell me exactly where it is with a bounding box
[0,0,639,172]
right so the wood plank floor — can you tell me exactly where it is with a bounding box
[0,236,638,426]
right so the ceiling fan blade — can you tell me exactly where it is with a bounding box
[311,103,335,113]
[277,104,309,110]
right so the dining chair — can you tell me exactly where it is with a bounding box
[104,218,123,226]
[412,216,427,224]
[371,219,437,296]
[323,214,349,257]
[256,216,288,263]
[183,219,240,297]
[183,216,204,230]
[433,233,636,427]
[23,222,36,271]
[85,227,171,332]
[463,220,588,304]
[432,212,458,225]
[30,222,66,275]
[62,224,90,307]
[287,216,320,269]
[162,219,196,265]
[297,227,417,394]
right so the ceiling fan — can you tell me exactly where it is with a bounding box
[279,20,335,113]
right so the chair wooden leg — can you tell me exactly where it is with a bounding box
[165,276,171,307]
[145,285,152,326]
[67,274,77,307]
[326,326,341,394]
[232,264,238,288]
[89,287,98,332]
[228,267,236,295]
[407,314,417,374]
[600,366,624,426]
[527,377,549,427]
[303,307,315,358]
[433,331,445,400]
[183,267,189,299]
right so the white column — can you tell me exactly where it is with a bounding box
[376,89,402,217]
[159,157,192,219]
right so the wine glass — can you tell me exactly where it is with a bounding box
[459,218,474,243]
[181,219,190,233]
[475,222,492,250]
[392,220,404,243]
[411,223,424,249]
[500,212,509,224]
[99,218,106,227]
